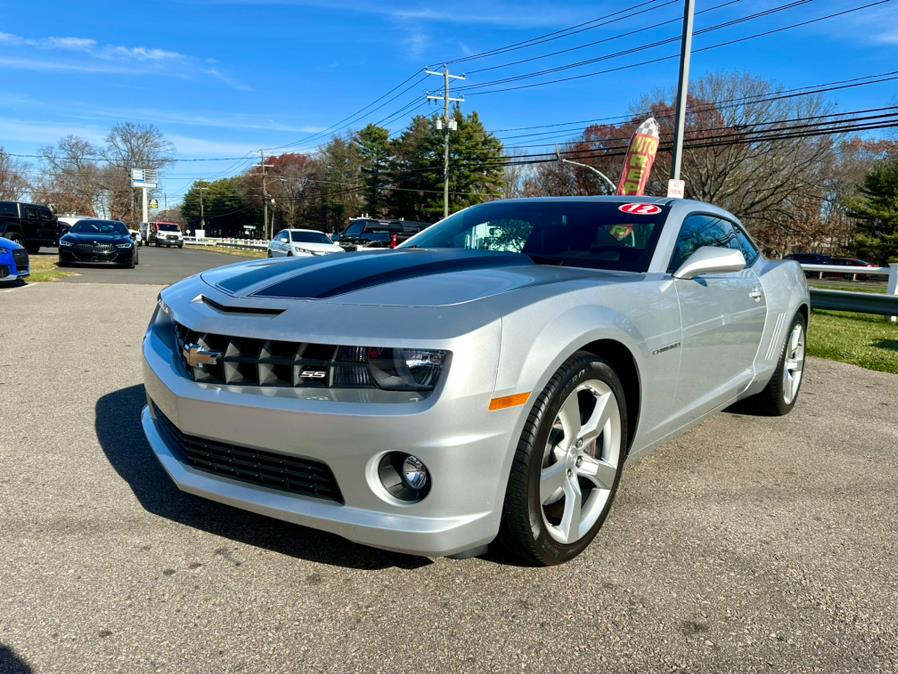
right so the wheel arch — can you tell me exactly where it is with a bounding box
[577,338,641,453]
[796,302,809,325]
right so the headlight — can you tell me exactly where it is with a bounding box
[366,348,447,391]
[59,239,74,247]
[294,246,313,254]
[115,242,133,249]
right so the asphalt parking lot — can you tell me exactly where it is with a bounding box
[1,250,897,673]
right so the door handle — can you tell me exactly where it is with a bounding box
[749,287,762,302]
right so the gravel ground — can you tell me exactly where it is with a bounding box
[1,281,896,673]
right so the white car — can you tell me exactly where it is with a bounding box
[267,229,344,258]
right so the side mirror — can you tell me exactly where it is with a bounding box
[673,246,746,280]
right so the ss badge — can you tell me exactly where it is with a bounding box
[299,368,328,382]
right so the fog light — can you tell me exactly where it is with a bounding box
[378,452,431,502]
[401,455,428,490]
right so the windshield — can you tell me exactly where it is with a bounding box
[71,220,129,236]
[157,223,180,232]
[402,200,668,272]
[290,231,331,244]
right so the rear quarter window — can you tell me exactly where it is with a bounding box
[0,202,18,217]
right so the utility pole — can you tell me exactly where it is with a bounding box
[257,150,274,239]
[426,65,465,219]
[668,0,695,198]
[198,185,209,231]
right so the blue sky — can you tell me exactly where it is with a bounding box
[2,0,896,205]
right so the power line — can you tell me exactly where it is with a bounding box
[467,0,741,76]
[464,1,891,97]
[434,0,672,67]
[262,70,427,152]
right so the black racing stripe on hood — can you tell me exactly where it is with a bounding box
[251,249,532,299]
[214,255,328,294]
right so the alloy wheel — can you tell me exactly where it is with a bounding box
[540,379,622,545]
[782,323,805,404]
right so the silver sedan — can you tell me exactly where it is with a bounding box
[141,197,809,565]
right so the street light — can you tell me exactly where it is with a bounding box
[555,146,616,194]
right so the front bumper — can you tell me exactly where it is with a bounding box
[141,303,515,557]
[60,246,134,264]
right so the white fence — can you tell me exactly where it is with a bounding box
[183,236,268,251]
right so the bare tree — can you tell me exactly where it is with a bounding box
[0,148,30,201]
[102,122,173,226]
[36,136,104,214]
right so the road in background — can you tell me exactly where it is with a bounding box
[28,245,256,286]
[1,280,896,672]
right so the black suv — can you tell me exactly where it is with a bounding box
[0,201,59,253]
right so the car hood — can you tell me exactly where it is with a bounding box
[62,232,131,244]
[200,248,639,307]
[0,238,24,252]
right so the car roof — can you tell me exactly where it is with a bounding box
[285,228,327,233]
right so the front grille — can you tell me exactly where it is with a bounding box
[153,404,343,503]
[75,243,114,253]
[12,249,27,267]
[174,322,373,388]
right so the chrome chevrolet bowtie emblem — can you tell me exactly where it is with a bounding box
[183,343,221,368]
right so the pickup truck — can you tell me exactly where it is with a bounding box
[0,201,58,253]
[334,218,431,251]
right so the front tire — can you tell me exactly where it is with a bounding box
[742,313,807,416]
[497,351,628,566]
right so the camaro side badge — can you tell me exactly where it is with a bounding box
[183,344,221,368]
[652,342,681,356]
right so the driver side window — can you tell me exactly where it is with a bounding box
[668,214,739,273]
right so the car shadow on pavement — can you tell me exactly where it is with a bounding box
[0,645,32,674]
[95,385,431,571]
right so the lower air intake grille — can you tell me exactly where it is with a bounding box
[153,405,343,503]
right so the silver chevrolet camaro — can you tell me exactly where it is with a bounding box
[141,196,809,565]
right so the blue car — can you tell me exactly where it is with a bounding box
[0,237,30,281]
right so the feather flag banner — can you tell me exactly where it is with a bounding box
[616,117,660,196]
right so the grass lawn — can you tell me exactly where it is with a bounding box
[809,309,898,374]
[26,254,75,283]
[808,282,887,294]
[202,245,266,259]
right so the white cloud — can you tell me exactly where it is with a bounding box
[166,134,272,157]
[0,116,106,145]
[44,36,97,50]
[0,32,243,88]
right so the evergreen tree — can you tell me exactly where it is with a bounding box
[848,156,898,263]
[387,108,505,221]
[182,178,254,237]
[354,124,391,217]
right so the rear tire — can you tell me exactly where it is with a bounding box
[741,313,807,416]
[497,351,628,566]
